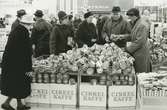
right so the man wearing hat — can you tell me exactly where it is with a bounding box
[125,8,152,73]
[102,6,131,48]
[1,14,33,110]
[50,11,74,55]
[11,9,26,32]
[76,11,97,48]
[31,10,52,58]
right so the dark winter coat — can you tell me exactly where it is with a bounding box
[11,19,20,32]
[96,16,109,44]
[126,18,152,73]
[50,24,74,55]
[76,20,98,48]
[1,24,32,98]
[31,19,52,58]
[102,16,131,47]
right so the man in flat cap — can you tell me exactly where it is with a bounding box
[31,10,52,58]
[11,9,26,32]
[102,6,131,48]
[76,11,97,47]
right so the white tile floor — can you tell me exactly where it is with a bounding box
[0,92,166,110]
[0,94,166,110]
[0,94,138,110]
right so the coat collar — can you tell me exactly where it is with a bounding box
[111,15,123,22]
[130,17,140,28]
[36,18,45,23]
[132,18,141,30]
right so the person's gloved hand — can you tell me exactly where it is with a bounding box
[25,72,33,77]
[91,38,96,42]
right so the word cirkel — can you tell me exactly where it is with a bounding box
[32,89,74,95]
[81,91,104,101]
[111,92,135,102]
[31,89,74,100]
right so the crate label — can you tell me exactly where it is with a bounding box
[50,84,76,105]
[143,88,167,97]
[108,86,136,107]
[80,85,106,107]
[26,83,50,104]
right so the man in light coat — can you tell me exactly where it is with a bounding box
[102,6,131,48]
[125,8,152,73]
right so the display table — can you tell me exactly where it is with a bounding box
[26,43,137,108]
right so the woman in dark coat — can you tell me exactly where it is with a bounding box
[50,11,74,55]
[11,9,26,32]
[76,12,97,48]
[1,14,33,110]
[96,15,109,44]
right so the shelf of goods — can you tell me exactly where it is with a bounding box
[150,22,167,69]
[137,72,167,110]
[0,28,9,51]
[26,43,136,108]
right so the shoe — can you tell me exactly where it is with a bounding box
[1,103,15,110]
[17,105,31,110]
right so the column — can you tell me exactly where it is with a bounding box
[60,0,65,11]
[73,0,78,14]
[66,0,71,14]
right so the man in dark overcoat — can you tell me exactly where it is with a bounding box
[1,14,33,110]
[31,10,52,58]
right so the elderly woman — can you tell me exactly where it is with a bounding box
[1,14,34,110]
[125,8,152,73]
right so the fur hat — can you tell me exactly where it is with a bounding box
[112,6,121,13]
[84,12,93,19]
[34,10,44,17]
[17,9,26,17]
[127,8,140,17]
[58,11,68,20]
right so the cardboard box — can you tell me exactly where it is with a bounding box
[138,85,167,110]
[50,84,77,106]
[79,84,107,107]
[108,85,136,108]
[26,83,50,104]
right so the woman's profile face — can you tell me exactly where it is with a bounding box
[128,15,136,22]
[87,16,93,23]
